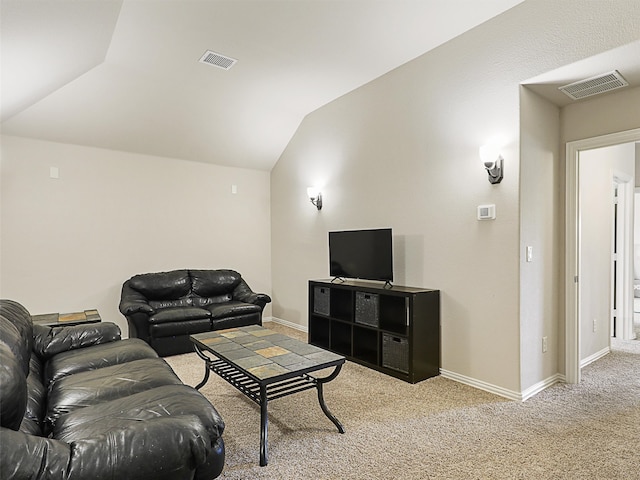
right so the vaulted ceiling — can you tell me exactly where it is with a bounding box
[1,0,526,170]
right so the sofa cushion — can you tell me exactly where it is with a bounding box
[205,301,261,320]
[130,270,191,300]
[190,269,241,297]
[149,307,210,324]
[46,358,183,429]
[53,384,225,442]
[45,338,158,386]
[211,314,261,332]
[149,318,213,338]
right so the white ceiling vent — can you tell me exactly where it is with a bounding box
[559,70,628,100]
[199,50,237,70]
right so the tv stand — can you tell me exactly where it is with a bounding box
[308,279,440,383]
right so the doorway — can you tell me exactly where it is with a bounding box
[565,128,640,384]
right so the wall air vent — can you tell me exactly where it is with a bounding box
[199,50,237,70]
[558,70,628,100]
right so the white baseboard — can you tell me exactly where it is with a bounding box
[440,369,523,401]
[580,346,610,368]
[264,316,308,333]
[440,369,564,402]
[521,374,565,401]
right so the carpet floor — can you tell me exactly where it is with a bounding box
[166,323,640,480]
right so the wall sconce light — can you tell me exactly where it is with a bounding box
[479,144,504,184]
[307,187,322,210]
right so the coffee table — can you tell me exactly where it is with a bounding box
[190,325,345,466]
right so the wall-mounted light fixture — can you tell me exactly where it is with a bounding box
[479,143,504,184]
[307,187,322,210]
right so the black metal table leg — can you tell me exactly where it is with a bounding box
[259,385,269,466]
[315,364,345,434]
[193,346,212,390]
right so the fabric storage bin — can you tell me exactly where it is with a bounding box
[355,292,379,327]
[382,333,409,373]
[313,287,330,315]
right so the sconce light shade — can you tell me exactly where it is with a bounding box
[307,187,322,210]
[479,144,504,184]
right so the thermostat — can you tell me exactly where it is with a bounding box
[477,204,496,220]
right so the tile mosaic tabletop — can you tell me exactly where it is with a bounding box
[191,325,344,381]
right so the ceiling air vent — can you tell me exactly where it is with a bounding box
[199,50,237,70]
[559,70,628,100]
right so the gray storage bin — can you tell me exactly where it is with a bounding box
[355,292,379,327]
[382,333,409,373]
[313,287,330,315]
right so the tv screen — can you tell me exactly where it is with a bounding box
[329,228,393,282]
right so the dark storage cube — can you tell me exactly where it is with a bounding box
[330,289,353,321]
[382,333,409,374]
[314,287,330,315]
[331,321,352,356]
[309,315,330,349]
[353,326,378,365]
[355,292,379,327]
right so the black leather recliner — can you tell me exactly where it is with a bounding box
[119,269,271,356]
[0,299,225,480]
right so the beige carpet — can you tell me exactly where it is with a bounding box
[166,324,640,480]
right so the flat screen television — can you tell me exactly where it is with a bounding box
[329,228,393,282]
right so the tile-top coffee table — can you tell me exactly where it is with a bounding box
[190,325,345,466]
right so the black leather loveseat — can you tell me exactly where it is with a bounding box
[0,299,225,480]
[119,269,271,356]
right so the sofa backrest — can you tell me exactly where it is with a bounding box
[190,270,241,297]
[0,299,32,430]
[129,270,191,300]
[128,269,243,302]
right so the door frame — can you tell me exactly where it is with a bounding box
[565,128,640,384]
[611,171,634,340]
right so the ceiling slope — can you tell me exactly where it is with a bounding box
[1,0,524,170]
[0,0,123,122]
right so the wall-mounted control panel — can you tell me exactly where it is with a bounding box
[477,204,496,220]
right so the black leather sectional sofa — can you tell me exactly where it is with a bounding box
[0,299,225,480]
[119,269,271,356]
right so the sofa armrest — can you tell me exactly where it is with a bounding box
[119,300,154,316]
[232,279,272,310]
[33,322,121,360]
[1,416,213,480]
[119,280,155,316]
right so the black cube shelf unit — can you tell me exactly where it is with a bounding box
[308,279,440,384]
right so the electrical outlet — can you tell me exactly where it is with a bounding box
[542,336,548,353]
[593,318,597,332]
